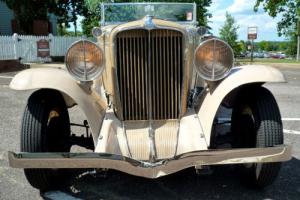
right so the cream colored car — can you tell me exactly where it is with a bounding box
[8,2,291,191]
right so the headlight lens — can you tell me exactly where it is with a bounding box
[194,38,234,81]
[65,40,104,82]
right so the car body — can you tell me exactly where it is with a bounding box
[271,52,286,59]
[8,3,291,190]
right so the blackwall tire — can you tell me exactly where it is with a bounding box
[231,87,283,188]
[21,90,71,191]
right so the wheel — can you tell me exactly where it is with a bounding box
[231,87,283,188]
[21,89,72,191]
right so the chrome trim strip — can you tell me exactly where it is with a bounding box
[9,145,292,179]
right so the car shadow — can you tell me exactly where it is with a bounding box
[41,157,300,200]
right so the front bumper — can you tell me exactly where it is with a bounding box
[8,145,292,179]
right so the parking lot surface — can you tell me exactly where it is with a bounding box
[0,66,300,200]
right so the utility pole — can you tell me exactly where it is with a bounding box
[297,35,300,61]
[297,20,300,61]
[251,40,254,62]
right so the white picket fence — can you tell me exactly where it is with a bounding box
[0,34,82,63]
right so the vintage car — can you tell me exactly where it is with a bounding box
[8,2,291,191]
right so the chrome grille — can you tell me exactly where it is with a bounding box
[116,29,183,120]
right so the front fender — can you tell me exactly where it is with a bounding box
[197,65,286,145]
[10,68,107,144]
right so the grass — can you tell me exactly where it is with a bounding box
[235,58,300,64]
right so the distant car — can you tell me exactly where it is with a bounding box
[271,53,285,59]
[278,53,286,59]
[237,52,246,58]
[8,2,291,192]
[256,52,265,58]
[246,52,264,58]
[263,53,270,58]
[271,53,286,59]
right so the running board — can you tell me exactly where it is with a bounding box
[8,145,292,179]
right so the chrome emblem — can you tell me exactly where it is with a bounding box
[144,15,155,30]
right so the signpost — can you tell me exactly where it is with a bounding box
[248,27,257,63]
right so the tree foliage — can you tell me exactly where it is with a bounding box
[254,0,299,56]
[219,12,241,56]
[0,0,49,34]
[49,0,89,35]
[254,0,300,36]
[82,15,100,37]
[257,41,289,52]
[0,0,88,35]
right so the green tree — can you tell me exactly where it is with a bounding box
[1,0,88,35]
[286,31,298,56]
[258,41,268,51]
[219,12,241,56]
[238,40,247,53]
[0,0,49,34]
[49,0,89,36]
[82,15,100,37]
[254,0,299,56]
[254,0,300,36]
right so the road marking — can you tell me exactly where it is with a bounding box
[282,118,300,121]
[283,129,300,135]
[0,75,13,79]
[43,191,83,200]
[218,117,300,121]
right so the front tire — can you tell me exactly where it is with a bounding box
[231,87,283,188]
[21,90,71,191]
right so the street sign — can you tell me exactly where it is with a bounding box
[248,27,257,40]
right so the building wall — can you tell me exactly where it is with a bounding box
[0,2,14,35]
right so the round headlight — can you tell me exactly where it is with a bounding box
[65,40,104,82]
[194,38,234,81]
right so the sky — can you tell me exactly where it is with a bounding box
[208,0,285,41]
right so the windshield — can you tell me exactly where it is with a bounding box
[101,3,196,25]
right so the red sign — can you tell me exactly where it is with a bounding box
[248,34,257,40]
[37,39,50,58]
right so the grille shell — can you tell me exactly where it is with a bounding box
[116,29,184,120]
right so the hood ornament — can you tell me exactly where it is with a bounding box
[144,15,155,30]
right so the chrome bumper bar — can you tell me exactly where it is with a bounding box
[8,145,292,179]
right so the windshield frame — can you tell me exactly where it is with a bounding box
[100,2,197,26]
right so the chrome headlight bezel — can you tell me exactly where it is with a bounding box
[65,39,105,82]
[194,38,234,81]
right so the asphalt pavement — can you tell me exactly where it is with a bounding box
[0,65,300,200]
